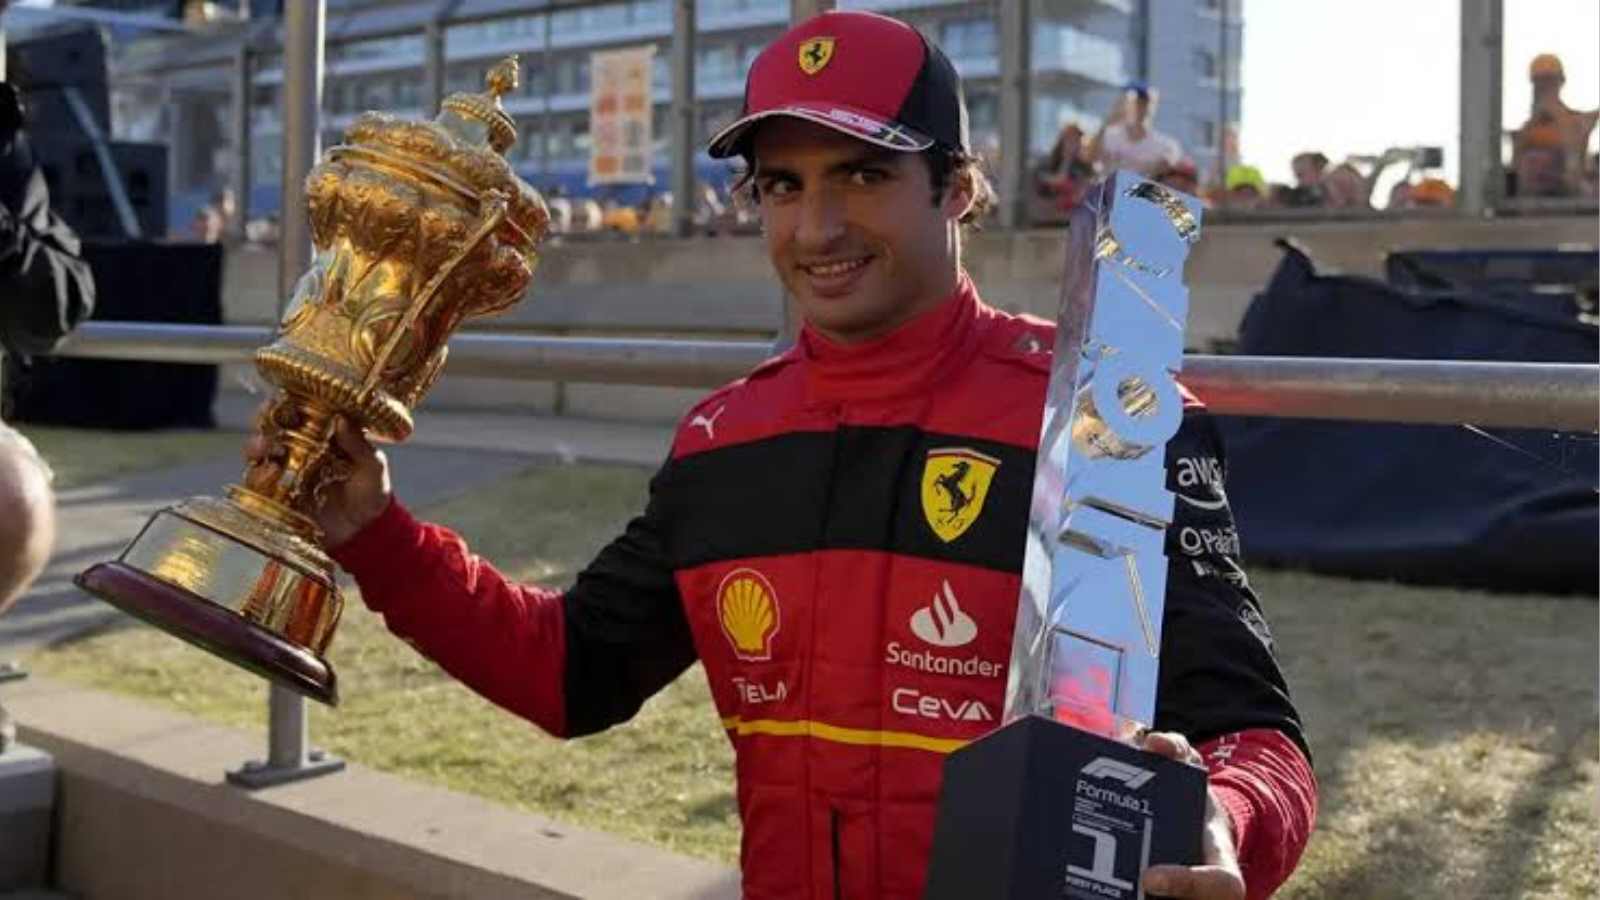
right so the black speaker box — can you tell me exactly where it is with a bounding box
[10,240,221,430]
[30,136,167,240]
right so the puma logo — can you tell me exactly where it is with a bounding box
[690,405,726,440]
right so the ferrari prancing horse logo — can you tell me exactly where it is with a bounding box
[921,448,1001,543]
[798,37,835,75]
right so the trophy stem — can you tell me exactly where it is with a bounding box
[238,396,342,539]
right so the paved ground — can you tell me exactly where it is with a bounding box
[0,399,674,660]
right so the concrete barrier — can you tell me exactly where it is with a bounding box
[4,677,739,900]
[215,215,1595,424]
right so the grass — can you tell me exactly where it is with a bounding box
[15,424,246,489]
[25,440,1600,896]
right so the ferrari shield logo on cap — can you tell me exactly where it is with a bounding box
[798,37,835,75]
[921,448,1001,543]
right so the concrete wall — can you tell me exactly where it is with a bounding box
[5,677,739,900]
[217,215,1596,424]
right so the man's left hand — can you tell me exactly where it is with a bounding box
[1136,731,1246,900]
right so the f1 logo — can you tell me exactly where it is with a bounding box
[1081,757,1155,790]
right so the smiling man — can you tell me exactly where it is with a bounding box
[263,11,1317,900]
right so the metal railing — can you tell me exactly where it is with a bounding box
[57,321,1600,433]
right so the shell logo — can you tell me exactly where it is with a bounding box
[716,568,780,661]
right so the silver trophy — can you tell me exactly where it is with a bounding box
[926,172,1206,900]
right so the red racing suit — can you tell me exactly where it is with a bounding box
[331,276,1317,899]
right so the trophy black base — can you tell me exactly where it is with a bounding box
[75,562,338,706]
[925,715,1206,900]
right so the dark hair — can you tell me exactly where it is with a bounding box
[733,143,995,228]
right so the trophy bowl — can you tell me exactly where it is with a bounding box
[75,58,549,705]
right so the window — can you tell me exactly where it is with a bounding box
[1193,117,1217,149]
[966,90,999,135]
[697,44,740,84]
[1194,49,1217,80]
[941,17,997,60]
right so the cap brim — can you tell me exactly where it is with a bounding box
[707,101,934,159]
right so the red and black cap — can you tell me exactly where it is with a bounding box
[707,10,969,159]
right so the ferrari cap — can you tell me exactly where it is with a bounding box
[707,10,969,159]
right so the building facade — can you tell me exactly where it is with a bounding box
[89,0,1241,226]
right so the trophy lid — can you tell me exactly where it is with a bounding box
[438,56,519,155]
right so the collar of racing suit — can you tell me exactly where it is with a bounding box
[797,271,985,404]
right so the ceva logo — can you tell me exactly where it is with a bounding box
[1081,757,1156,790]
[910,580,978,648]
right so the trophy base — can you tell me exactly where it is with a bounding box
[77,562,337,705]
[74,496,343,706]
[924,715,1205,900]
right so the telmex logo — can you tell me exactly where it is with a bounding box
[717,568,780,662]
[910,580,978,647]
[1081,757,1155,790]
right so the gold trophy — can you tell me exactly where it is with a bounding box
[75,58,549,705]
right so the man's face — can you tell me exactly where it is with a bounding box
[751,118,969,344]
[1291,156,1321,187]
[1130,91,1151,122]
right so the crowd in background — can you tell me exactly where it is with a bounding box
[1032,53,1597,220]
[196,52,1598,245]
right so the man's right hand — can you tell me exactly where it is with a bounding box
[243,405,392,548]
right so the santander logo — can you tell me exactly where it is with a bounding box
[910,581,978,648]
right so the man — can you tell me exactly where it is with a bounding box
[254,12,1316,899]
[1087,82,1184,178]
[1283,152,1327,207]
[1512,54,1598,198]
[0,0,93,754]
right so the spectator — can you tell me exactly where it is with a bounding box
[1386,179,1414,210]
[1087,82,1183,177]
[1409,176,1455,209]
[1155,157,1199,197]
[643,192,673,233]
[212,187,239,240]
[1512,53,1599,197]
[1223,163,1266,210]
[571,198,603,233]
[1515,123,1571,198]
[1283,151,1328,207]
[544,197,573,235]
[1034,121,1095,213]
[600,199,640,235]
[692,182,729,233]
[1320,162,1371,209]
[190,203,224,243]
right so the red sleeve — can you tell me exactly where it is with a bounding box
[328,497,570,737]
[1199,729,1318,900]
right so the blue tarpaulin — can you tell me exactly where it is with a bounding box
[1216,240,1598,595]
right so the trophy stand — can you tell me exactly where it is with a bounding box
[235,0,344,790]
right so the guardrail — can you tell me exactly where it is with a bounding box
[56,321,1600,433]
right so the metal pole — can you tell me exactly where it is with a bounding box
[227,0,343,791]
[1217,0,1230,180]
[231,42,253,242]
[997,0,1031,229]
[540,10,551,176]
[276,0,325,319]
[670,0,695,237]
[52,322,1600,433]
[789,0,834,22]
[423,18,446,116]
[1458,0,1504,216]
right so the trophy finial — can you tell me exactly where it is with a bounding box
[486,56,519,100]
[438,55,520,154]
